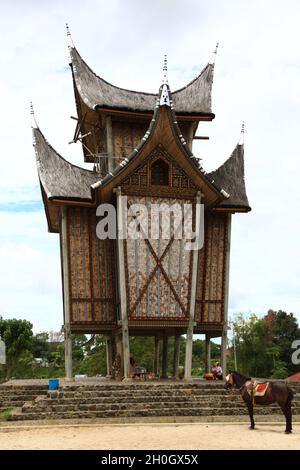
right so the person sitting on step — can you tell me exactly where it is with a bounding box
[211,362,223,380]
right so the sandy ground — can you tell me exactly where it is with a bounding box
[0,423,299,450]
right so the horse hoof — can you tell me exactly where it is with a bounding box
[249,426,255,430]
[285,430,292,434]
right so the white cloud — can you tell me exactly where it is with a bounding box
[0,0,300,331]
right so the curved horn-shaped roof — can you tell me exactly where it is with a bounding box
[208,143,251,211]
[70,46,214,114]
[33,126,98,200]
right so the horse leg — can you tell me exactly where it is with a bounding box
[247,402,255,429]
[283,393,293,434]
[285,402,292,434]
[279,402,292,434]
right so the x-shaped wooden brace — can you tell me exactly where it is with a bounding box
[128,203,193,317]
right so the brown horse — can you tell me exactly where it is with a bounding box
[225,371,294,433]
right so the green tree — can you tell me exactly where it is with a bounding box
[0,318,33,378]
[265,310,300,374]
[231,311,300,378]
[31,332,50,359]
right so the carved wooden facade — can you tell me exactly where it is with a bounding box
[34,41,250,377]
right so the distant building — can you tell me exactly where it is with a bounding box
[33,358,49,368]
[286,372,300,382]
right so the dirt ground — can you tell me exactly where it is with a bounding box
[0,422,299,450]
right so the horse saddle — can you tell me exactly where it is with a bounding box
[247,380,269,397]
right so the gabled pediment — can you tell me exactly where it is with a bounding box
[93,100,226,207]
[120,144,197,198]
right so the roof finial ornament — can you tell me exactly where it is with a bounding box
[66,23,74,48]
[162,54,168,84]
[209,42,219,65]
[239,121,245,145]
[159,53,171,106]
[30,101,38,129]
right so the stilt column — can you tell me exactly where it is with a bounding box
[61,206,72,380]
[106,335,113,377]
[116,187,130,379]
[173,335,180,378]
[205,334,211,373]
[161,334,168,379]
[154,336,160,377]
[184,192,202,380]
[221,213,232,377]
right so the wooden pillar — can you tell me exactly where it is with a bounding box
[106,116,114,173]
[61,206,72,380]
[116,187,130,379]
[221,214,232,377]
[184,192,202,380]
[221,330,227,379]
[173,335,180,378]
[161,334,168,379]
[154,336,160,377]
[205,334,211,373]
[187,121,196,151]
[106,335,113,377]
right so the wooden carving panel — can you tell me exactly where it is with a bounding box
[67,207,116,325]
[195,213,227,325]
[121,145,197,197]
[124,195,195,321]
[113,120,148,167]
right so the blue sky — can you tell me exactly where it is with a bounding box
[0,0,300,332]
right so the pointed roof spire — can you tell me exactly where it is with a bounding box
[66,22,74,48]
[159,54,171,106]
[30,102,38,129]
[239,121,245,145]
[162,54,168,84]
[209,42,219,65]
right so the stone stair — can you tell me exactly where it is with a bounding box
[0,384,48,410]
[2,381,299,422]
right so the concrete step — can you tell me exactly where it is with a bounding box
[21,401,300,414]
[0,386,48,392]
[4,381,299,422]
[12,406,300,421]
[31,396,300,408]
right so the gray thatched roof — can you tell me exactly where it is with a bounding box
[70,46,214,114]
[33,127,98,200]
[208,144,250,210]
[92,82,223,202]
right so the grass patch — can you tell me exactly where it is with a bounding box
[0,408,12,422]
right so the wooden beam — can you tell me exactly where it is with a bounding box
[95,107,214,122]
[173,335,181,379]
[205,334,211,373]
[161,334,169,379]
[61,206,73,380]
[106,116,114,173]
[116,187,131,379]
[184,192,202,380]
[221,214,232,376]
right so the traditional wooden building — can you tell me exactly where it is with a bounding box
[33,40,250,380]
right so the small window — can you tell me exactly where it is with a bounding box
[151,158,169,186]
